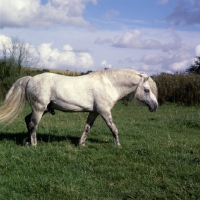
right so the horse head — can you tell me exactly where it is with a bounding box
[135,74,158,112]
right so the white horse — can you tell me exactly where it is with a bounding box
[0,69,158,147]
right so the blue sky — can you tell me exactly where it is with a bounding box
[84,0,174,26]
[0,0,200,74]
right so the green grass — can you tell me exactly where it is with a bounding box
[0,102,200,199]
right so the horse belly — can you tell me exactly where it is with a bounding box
[51,100,93,112]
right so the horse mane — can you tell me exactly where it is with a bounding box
[89,68,140,76]
[89,69,158,98]
[147,76,158,98]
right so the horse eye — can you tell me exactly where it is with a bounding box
[144,88,150,93]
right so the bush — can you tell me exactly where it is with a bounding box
[152,73,200,106]
[0,77,19,99]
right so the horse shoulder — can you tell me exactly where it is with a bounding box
[91,76,119,107]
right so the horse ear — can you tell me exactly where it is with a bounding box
[139,73,149,82]
[143,76,149,82]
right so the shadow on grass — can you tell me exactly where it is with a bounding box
[0,132,79,146]
[0,132,105,146]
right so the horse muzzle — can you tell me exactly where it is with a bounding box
[146,100,158,112]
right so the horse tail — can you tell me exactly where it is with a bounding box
[0,76,32,124]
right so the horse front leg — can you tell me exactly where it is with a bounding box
[79,112,99,146]
[101,111,120,146]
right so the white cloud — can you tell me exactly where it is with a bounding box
[95,29,188,54]
[157,45,193,72]
[167,0,200,25]
[0,34,94,71]
[94,37,113,45]
[168,60,192,72]
[196,45,200,56]
[0,0,96,28]
[0,35,40,67]
[94,29,197,73]
[139,43,194,73]
[112,29,162,49]
[111,29,184,52]
[38,43,94,70]
[100,60,112,69]
[161,29,182,52]
[140,54,165,65]
[0,35,12,49]
[131,63,164,75]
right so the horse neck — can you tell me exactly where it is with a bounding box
[108,72,141,99]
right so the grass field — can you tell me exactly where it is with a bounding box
[0,102,199,199]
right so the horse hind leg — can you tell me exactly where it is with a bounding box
[25,113,32,144]
[79,112,99,146]
[25,110,44,146]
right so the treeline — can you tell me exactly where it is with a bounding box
[152,73,200,106]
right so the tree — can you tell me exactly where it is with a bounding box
[186,55,200,74]
[0,37,39,80]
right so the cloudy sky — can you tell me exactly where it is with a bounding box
[0,0,200,74]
